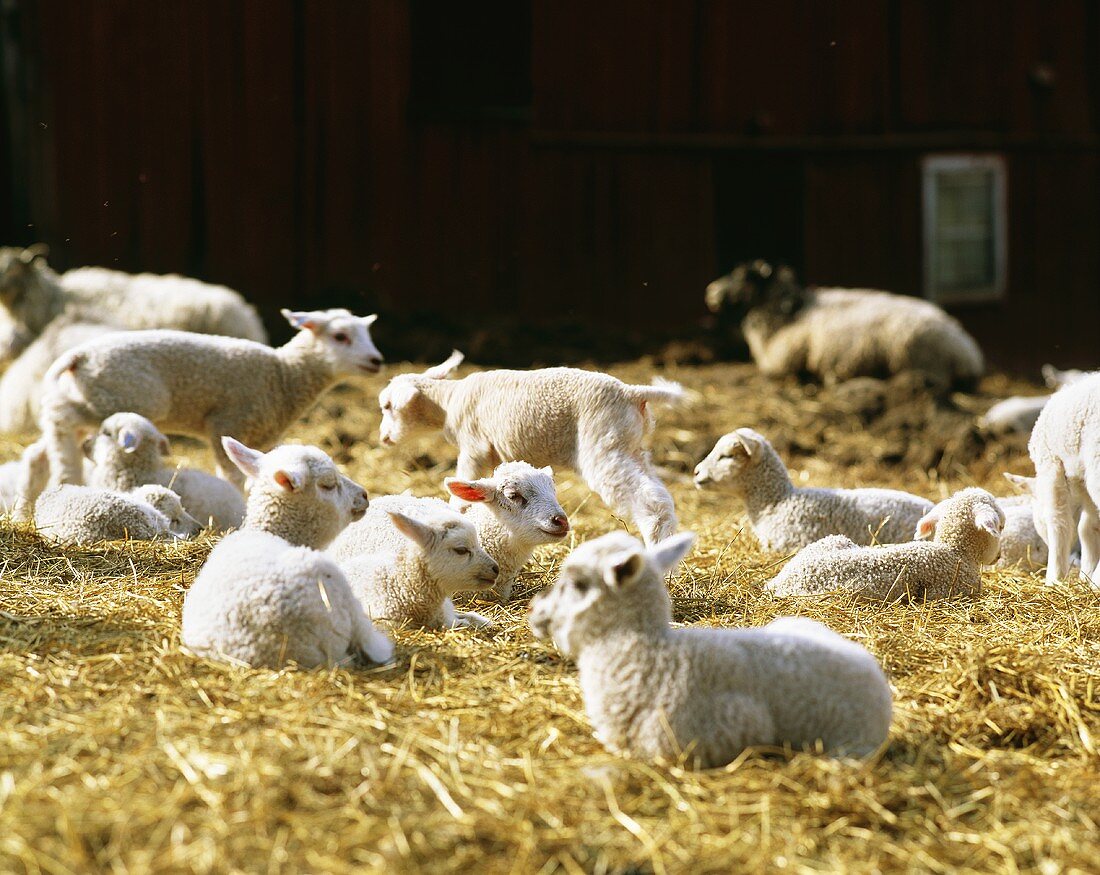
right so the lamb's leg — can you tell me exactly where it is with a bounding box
[11,439,49,522]
[1079,474,1100,584]
[581,450,678,548]
[1037,471,1077,585]
[40,397,87,488]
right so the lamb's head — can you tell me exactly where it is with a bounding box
[0,244,50,353]
[378,350,464,446]
[704,260,803,319]
[282,308,384,376]
[694,428,775,492]
[223,437,369,548]
[86,412,170,470]
[132,485,203,539]
[387,506,499,595]
[529,531,695,657]
[446,461,569,544]
[915,487,1004,565]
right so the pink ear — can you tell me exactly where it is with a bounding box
[446,479,490,502]
[274,470,298,492]
[915,514,937,540]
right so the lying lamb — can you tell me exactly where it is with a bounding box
[529,531,892,765]
[767,488,1003,601]
[978,364,1088,436]
[85,412,245,532]
[705,260,983,389]
[21,308,383,509]
[181,438,392,669]
[330,461,568,600]
[694,428,932,550]
[378,351,681,546]
[337,498,500,630]
[35,483,202,545]
[0,245,266,363]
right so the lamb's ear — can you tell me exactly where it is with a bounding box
[388,511,435,549]
[272,460,310,493]
[1003,472,1035,494]
[19,243,48,264]
[915,508,940,540]
[445,477,496,503]
[732,430,758,458]
[422,349,464,380]
[605,548,646,589]
[157,434,171,456]
[361,313,378,327]
[117,428,141,454]
[648,532,696,575]
[221,436,264,479]
[974,504,1003,537]
[281,308,328,334]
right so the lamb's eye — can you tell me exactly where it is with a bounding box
[505,490,526,505]
[383,402,392,411]
[453,546,470,556]
[320,480,337,491]
[572,578,590,594]
[332,332,350,345]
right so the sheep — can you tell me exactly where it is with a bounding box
[1027,373,1100,585]
[180,438,393,669]
[693,428,933,550]
[0,246,267,362]
[20,308,383,509]
[330,461,569,600]
[377,351,682,547]
[84,412,246,532]
[705,260,984,389]
[0,317,117,434]
[337,499,501,630]
[766,487,1004,602]
[528,531,892,766]
[34,483,202,545]
[978,364,1088,436]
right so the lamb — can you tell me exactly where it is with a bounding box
[85,412,246,532]
[180,438,393,669]
[705,260,983,389]
[330,461,569,600]
[377,351,682,546]
[34,483,202,545]
[22,308,383,507]
[337,498,501,630]
[528,531,892,766]
[766,487,1004,601]
[693,428,933,550]
[0,246,267,362]
[977,365,1088,436]
[1027,373,1100,585]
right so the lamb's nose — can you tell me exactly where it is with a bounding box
[551,514,569,531]
[369,355,383,367]
[490,562,500,577]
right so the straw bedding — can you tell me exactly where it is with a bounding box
[1,362,1097,873]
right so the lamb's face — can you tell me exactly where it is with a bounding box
[693,430,761,491]
[390,509,499,594]
[447,462,570,544]
[378,378,419,445]
[917,489,1005,564]
[282,308,384,376]
[87,412,169,467]
[135,485,203,538]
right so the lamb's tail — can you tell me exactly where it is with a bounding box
[627,377,686,408]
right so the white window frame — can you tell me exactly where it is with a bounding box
[922,153,1007,305]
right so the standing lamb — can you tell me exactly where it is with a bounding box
[22,308,383,506]
[0,245,267,362]
[529,531,892,765]
[330,461,569,600]
[339,502,500,630]
[693,428,932,550]
[85,412,246,532]
[377,351,682,546]
[34,483,202,545]
[705,260,983,389]
[181,438,393,669]
[767,488,1003,601]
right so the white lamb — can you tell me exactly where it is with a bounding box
[767,488,1003,602]
[0,246,266,363]
[1027,373,1100,585]
[529,531,892,766]
[705,260,983,388]
[338,498,501,630]
[693,428,932,550]
[378,351,682,546]
[19,308,383,513]
[34,483,202,545]
[977,364,1088,435]
[85,412,246,532]
[181,438,393,669]
[330,461,569,600]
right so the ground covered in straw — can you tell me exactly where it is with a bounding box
[1,362,1098,874]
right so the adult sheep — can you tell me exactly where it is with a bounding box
[705,260,984,390]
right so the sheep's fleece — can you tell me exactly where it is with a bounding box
[530,532,892,765]
[34,483,201,545]
[767,488,1004,602]
[694,428,932,550]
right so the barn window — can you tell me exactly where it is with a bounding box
[922,154,1007,304]
[409,1,532,122]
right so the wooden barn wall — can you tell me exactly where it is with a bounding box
[5,0,1100,371]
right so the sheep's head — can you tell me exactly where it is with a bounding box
[705,260,803,316]
[529,531,694,657]
[694,428,768,491]
[0,245,48,312]
[86,412,170,469]
[446,461,569,545]
[387,507,499,595]
[378,350,463,446]
[133,485,203,539]
[282,308,384,376]
[224,437,369,548]
[915,487,1004,565]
